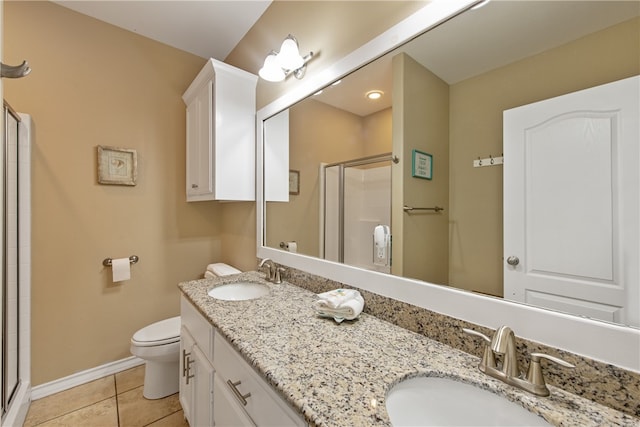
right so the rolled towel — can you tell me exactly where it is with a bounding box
[313,291,364,323]
[316,288,360,309]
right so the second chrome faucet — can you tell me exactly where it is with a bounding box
[258,258,286,284]
[463,325,574,397]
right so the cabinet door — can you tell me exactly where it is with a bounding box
[213,374,256,427]
[179,327,195,424]
[186,80,214,201]
[191,345,214,427]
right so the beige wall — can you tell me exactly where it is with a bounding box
[392,53,449,282]
[448,17,640,296]
[3,1,222,385]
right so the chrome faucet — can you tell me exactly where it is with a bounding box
[258,258,285,284]
[463,326,575,396]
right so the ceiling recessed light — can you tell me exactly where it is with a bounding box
[331,80,342,86]
[314,90,324,96]
[366,90,384,100]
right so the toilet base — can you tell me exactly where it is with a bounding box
[142,360,179,399]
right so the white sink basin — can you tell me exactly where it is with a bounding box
[207,282,269,301]
[386,376,551,426]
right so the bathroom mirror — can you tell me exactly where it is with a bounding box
[257,0,640,370]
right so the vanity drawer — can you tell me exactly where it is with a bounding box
[213,330,306,427]
[180,296,213,360]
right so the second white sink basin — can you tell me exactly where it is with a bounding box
[208,282,269,301]
[386,376,551,426]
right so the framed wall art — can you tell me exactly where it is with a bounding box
[411,149,432,180]
[97,145,138,186]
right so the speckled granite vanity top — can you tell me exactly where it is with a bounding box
[179,272,638,427]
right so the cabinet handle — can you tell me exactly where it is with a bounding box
[182,349,191,377]
[226,380,251,406]
[191,184,199,189]
[185,357,195,385]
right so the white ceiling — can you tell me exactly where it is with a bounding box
[313,1,640,117]
[53,0,272,60]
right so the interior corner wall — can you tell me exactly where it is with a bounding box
[3,1,222,386]
[393,53,449,284]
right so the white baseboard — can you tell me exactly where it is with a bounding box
[31,356,144,401]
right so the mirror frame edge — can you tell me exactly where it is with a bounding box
[256,0,640,372]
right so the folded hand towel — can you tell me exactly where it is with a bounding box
[313,291,364,323]
[206,263,241,277]
[316,288,360,309]
[204,270,216,279]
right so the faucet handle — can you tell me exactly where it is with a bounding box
[463,328,496,370]
[274,267,286,284]
[525,352,575,396]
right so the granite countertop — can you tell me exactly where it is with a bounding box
[178,271,638,427]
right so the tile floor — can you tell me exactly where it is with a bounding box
[24,365,189,427]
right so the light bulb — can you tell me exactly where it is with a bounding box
[277,36,304,71]
[259,53,285,82]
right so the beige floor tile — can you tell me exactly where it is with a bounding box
[24,376,115,427]
[146,410,189,427]
[35,397,118,427]
[118,386,182,427]
[115,364,145,394]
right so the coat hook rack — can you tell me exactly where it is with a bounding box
[473,154,503,168]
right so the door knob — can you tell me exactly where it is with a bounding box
[506,256,520,266]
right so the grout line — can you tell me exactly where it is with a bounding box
[141,409,184,427]
[114,374,121,427]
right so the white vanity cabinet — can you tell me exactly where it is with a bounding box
[180,296,307,427]
[213,330,306,427]
[182,58,257,202]
[180,297,214,426]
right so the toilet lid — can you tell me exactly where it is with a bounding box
[132,316,180,346]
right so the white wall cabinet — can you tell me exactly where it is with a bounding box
[182,59,257,202]
[180,296,306,427]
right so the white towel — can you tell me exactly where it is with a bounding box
[316,288,360,309]
[206,263,241,277]
[313,289,364,323]
[204,270,216,279]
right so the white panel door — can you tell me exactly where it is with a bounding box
[504,76,639,327]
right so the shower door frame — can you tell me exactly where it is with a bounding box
[320,152,396,263]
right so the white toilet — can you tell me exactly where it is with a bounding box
[130,263,241,399]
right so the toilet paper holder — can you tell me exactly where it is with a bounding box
[103,255,139,267]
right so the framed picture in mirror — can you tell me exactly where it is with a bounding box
[289,170,300,195]
[412,149,432,180]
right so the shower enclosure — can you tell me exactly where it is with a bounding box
[320,153,394,273]
[1,101,31,424]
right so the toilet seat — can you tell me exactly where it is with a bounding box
[131,316,180,347]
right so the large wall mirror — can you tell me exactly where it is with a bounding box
[257,0,640,370]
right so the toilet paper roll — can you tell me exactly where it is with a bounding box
[111,257,131,282]
[287,241,297,253]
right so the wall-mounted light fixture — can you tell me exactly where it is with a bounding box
[259,35,314,82]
